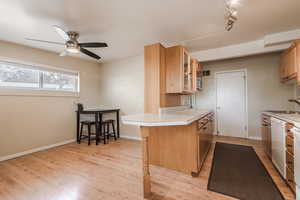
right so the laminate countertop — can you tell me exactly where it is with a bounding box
[263,111,300,128]
[122,108,212,127]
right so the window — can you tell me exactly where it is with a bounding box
[0,60,79,92]
[42,71,77,91]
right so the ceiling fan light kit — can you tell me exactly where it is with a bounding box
[66,47,80,53]
[26,26,108,60]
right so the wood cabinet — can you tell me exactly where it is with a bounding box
[144,42,203,114]
[272,39,300,84]
[148,112,214,176]
[166,46,198,94]
[261,114,272,159]
[285,123,296,193]
[196,113,214,174]
[280,42,298,82]
[144,43,182,114]
[191,58,198,92]
[296,40,300,85]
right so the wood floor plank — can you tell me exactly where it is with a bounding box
[0,137,295,200]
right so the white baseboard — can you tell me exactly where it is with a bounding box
[248,136,262,140]
[0,139,76,162]
[120,135,141,141]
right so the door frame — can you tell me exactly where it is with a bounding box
[214,69,248,138]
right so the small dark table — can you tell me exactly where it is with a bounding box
[76,108,120,145]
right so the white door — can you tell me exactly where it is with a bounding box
[216,70,247,138]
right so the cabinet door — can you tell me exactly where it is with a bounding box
[191,58,198,92]
[261,122,267,154]
[183,49,191,92]
[281,46,297,81]
[198,124,207,168]
[266,125,272,158]
[288,47,297,77]
[166,46,183,93]
[166,46,191,94]
[280,54,287,80]
[296,41,300,85]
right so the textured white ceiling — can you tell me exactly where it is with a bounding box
[0,0,300,63]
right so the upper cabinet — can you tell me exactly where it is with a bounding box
[280,45,297,82]
[144,43,182,113]
[166,45,198,94]
[183,49,191,92]
[191,58,198,92]
[296,40,300,85]
[280,39,300,85]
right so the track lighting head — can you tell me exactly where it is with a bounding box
[225,0,239,31]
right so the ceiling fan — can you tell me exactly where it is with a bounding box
[26,26,108,60]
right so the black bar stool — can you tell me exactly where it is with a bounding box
[102,119,117,143]
[78,103,106,145]
[79,120,96,145]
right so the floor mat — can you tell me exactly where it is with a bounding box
[207,142,284,200]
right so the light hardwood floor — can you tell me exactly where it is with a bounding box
[0,136,296,200]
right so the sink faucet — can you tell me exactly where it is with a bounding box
[288,99,300,107]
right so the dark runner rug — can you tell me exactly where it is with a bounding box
[207,142,284,200]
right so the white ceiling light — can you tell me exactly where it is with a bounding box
[66,46,80,53]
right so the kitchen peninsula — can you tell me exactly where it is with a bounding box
[122,43,214,198]
[122,108,214,198]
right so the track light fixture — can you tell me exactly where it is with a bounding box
[225,0,239,31]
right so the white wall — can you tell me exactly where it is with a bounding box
[195,52,295,139]
[99,55,144,139]
[0,41,102,158]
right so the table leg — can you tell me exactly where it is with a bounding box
[117,110,120,138]
[140,126,151,199]
[99,113,105,144]
[95,113,99,145]
[76,111,80,143]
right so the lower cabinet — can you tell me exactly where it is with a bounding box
[285,123,296,193]
[261,114,296,194]
[261,114,272,159]
[196,113,214,175]
[148,112,214,176]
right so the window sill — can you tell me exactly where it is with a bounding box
[0,88,80,98]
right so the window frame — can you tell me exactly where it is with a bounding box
[0,57,80,97]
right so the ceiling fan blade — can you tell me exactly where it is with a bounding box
[59,51,68,57]
[79,42,108,48]
[25,38,65,45]
[53,25,70,41]
[80,48,101,60]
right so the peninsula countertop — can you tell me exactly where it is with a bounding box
[122,108,212,126]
